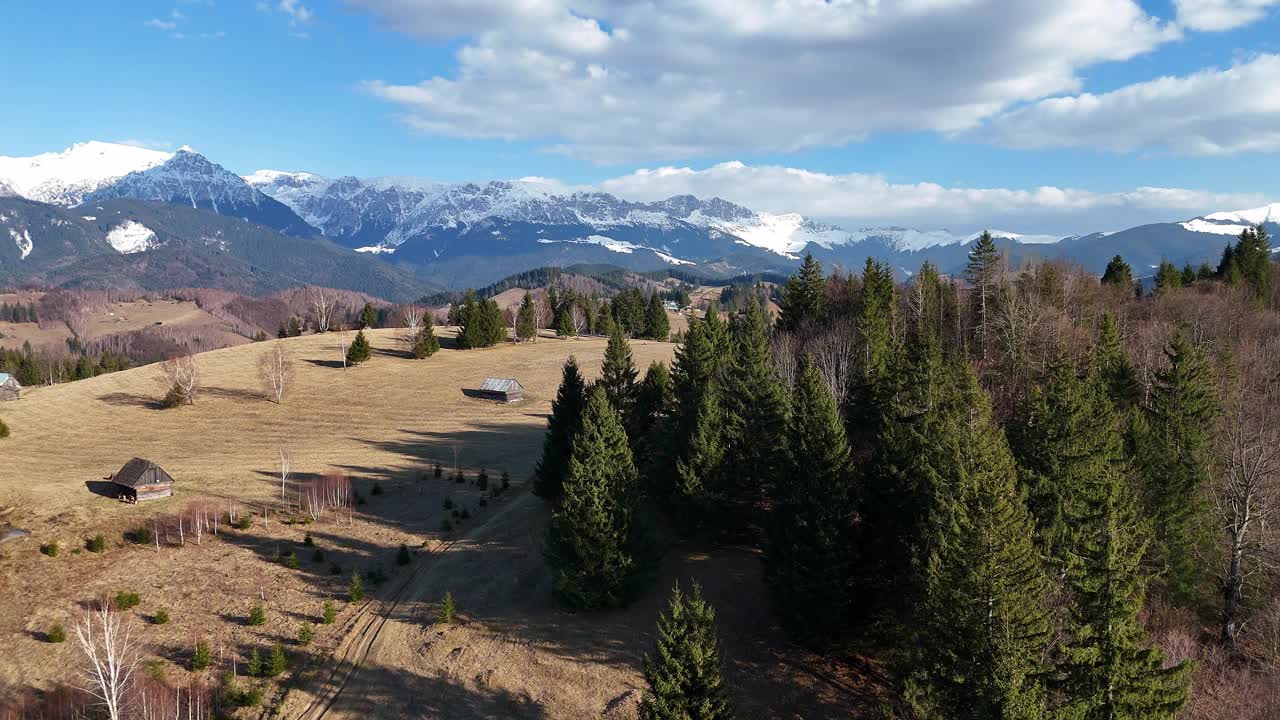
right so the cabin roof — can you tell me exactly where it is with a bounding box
[113,458,174,488]
[0,373,18,386]
[479,378,523,393]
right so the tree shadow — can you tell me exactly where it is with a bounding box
[373,346,415,360]
[304,359,348,369]
[96,391,164,410]
[203,386,267,403]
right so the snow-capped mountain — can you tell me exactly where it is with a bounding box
[1178,203,1280,236]
[87,150,315,236]
[0,141,173,206]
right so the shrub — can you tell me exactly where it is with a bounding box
[236,685,264,708]
[322,600,337,625]
[115,591,142,611]
[0,418,8,439]
[192,641,213,670]
[160,386,187,409]
[266,642,288,676]
[248,605,266,626]
[372,483,383,496]
[126,527,152,545]
[145,659,166,681]
[47,624,66,643]
[86,535,106,553]
[297,622,314,646]
[303,533,315,547]
[283,551,300,570]
[247,648,263,677]
[396,544,412,566]
[313,549,325,563]
[42,541,59,557]
[349,572,364,602]
[433,463,443,479]
[435,592,456,626]
[153,609,170,625]
[477,470,489,491]
[233,515,252,530]
[443,497,454,510]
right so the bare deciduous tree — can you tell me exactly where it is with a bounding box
[770,331,800,392]
[158,354,199,406]
[278,449,291,502]
[401,304,425,346]
[307,286,335,333]
[75,602,142,720]
[257,341,295,404]
[810,317,856,404]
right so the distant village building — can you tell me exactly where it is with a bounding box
[0,373,20,401]
[473,378,525,403]
[662,300,682,312]
[111,458,175,503]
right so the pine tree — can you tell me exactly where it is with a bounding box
[1101,255,1134,290]
[545,386,646,609]
[412,321,440,359]
[556,304,577,337]
[639,582,734,720]
[458,290,508,348]
[596,301,616,338]
[516,291,538,342]
[1094,312,1139,410]
[1007,358,1122,578]
[266,641,288,676]
[349,572,364,602]
[247,647,263,677]
[847,257,899,446]
[1232,224,1273,301]
[1153,260,1182,292]
[1139,331,1216,604]
[297,622,314,646]
[1056,457,1191,719]
[766,360,855,640]
[646,293,670,341]
[360,302,378,329]
[600,326,639,419]
[966,231,1003,360]
[778,252,827,333]
[674,383,728,534]
[533,357,587,501]
[1180,263,1197,286]
[345,329,372,365]
[904,372,1052,720]
[721,297,789,533]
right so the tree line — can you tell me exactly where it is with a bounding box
[533,223,1280,718]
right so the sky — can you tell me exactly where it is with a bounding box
[1,0,1278,234]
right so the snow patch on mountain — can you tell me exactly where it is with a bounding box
[354,245,396,254]
[9,227,32,259]
[106,221,158,254]
[1179,219,1252,236]
[0,141,173,206]
[655,249,694,266]
[1203,202,1280,226]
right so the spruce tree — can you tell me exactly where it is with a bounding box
[663,318,724,509]
[639,582,734,720]
[1153,260,1182,292]
[778,252,827,333]
[516,291,538,342]
[1094,312,1138,410]
[412,321,440,359]
[600,326,639,420]
[847,257,898,446]
[545,386,645,609]
[646,293,670,341]
[904,372,1052,720]
[1180,263,1197,287]
[633,361,676,488]
[1056,457,1191,719]
[674,383,728,534]
[596,301,616,338]
[360,302,378,329]
[721,297,789,533]
[1233,224,1273,301]
[556,305,577,337]
[765,360,855,640]
[966,231,1003,360]
[533,357,587,501]
[1139,331,1216,604]
[1101,255,1134,290]
[346,330,372,365]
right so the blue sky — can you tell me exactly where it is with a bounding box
[1,1,1278,233]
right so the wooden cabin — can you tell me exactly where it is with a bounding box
[111,458,174,503]
[0,373,20,402]
[474,378,525,403]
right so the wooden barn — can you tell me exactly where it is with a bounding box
[0,373,20,402]
[111,458,175,503]
[474,378,525,403]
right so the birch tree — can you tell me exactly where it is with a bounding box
[76,602,142,720]
[307,286,336,333]
[257,341,295,404]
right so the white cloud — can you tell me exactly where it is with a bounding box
[280,0,313,25]
[595,161,1268,235]
[350,0,1180,163]
[144,18,178,31]
[979,54,1280,155]
[1174,0,1280,30]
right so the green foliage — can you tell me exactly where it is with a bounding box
[765,360,855,639]
[556,304,577,337]
[673,382,728,534]
[303,532,314,547]
[412,320,441,359]
[247,647,263,677]
[47,624,66,643]
[545,386,649,609]
[192,640,213,671]
[1217,224,1273,300]
[266,641,288,677]
[966,230,1003,359]
[42,541,59,557]
[645,292,670,341]
[1139,331,1217,605]
[114,591,141,611]
[283,551,300,569]
[435,591,457,625]
[345,329,372,365]
[145,659,166,681]
[349,572,364,602]
[1094,312,1139,410]
[0,417,8,439]
[600,327,639,419]
[153,609,170,625]
[778,252,828,333]
[638,582,733,720]
[516,291,539,341]
[534,356,587,501]
[322,600,337,625]
[298,621,314,646]
[248,605,267,626]
[1101,254,1134,289]
[161,385,189,409]
[360,302,378,329]
[234,515,252,530]
[397,543,412,566]
[457,289,508,348]
[847,257,899,444]
[1154,260,1182,292]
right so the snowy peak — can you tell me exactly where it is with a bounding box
[1179,202,1280,236]
[0,141,173,206]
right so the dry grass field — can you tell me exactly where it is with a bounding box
[0,328,872,718]
[0,294,249,352]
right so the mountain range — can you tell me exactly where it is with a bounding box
[0,141,1275,299]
